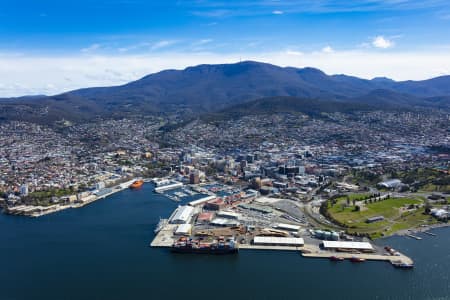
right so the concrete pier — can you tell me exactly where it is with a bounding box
[239,244,301,251]
[150,224,177,247]
[300,244,414,265]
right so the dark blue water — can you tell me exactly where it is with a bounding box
[1,185,449,300]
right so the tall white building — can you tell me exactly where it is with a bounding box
[20,184,29,196]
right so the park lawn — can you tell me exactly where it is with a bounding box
[328,197,426,238]
[384,209,438,236]
[333,193,370,202]
[329,197,422,224]
[28,189,74,199]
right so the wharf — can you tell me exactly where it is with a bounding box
[239,244,301,251]
[150,224,177,248]
[300,244,414,265]
[406,234,422,240]
[149,233,414,266]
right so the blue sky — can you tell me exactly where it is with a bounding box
[1,0,450,96]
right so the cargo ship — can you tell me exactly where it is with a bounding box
[129,179,144,189]
[171,236,238,254]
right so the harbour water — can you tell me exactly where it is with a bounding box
[1,184,449,300]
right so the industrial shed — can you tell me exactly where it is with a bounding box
[322,241,374,252]
[188,195,216,207]
[253,236,304,246]
[175,224,192,235]
[275,223,300,231]
[169,205,194,224]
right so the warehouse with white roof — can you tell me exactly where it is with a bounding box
[175,223,192,235]
[253,236,304,246]
[322,241,374,252]
[275,223,300,231]
[169,205,194,224]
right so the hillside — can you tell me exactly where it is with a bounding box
[200,96,387,123]
[1,61,449,123]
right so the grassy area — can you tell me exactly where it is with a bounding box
[325,195,438,239]
[28,189,74,199]
[23,188,75,206]
[418,183,450,193]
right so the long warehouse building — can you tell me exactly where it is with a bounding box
[322,241,374,252]
[169,205,195,224]
[253,236,304,246]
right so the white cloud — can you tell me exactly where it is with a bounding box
[272,10,284,15]
[1,49,450,97]
[194,39,213,45]
[285,50,303,56]
[151,40,177,50]
[372,36,394,49]
[81,43,101,53]
[322,45,334,53]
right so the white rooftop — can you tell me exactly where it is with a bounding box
[175,223,192,234]
[170,205,194,223]
[189,195,216,206]
[253,236,304,246]
[275,223,300,231]
[322,241,374,250]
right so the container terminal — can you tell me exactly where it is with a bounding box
[150,182,414,268]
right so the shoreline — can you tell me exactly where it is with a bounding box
[388,222,450,238]
[2,178,141,218]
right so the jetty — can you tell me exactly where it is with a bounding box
[150,224,178,248]
[423,232,436,236]
[300,244,414,267]
[406,234,422,240]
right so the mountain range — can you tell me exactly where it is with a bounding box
[1,61,449,123]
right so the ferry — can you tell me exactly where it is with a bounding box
[129,179,144,189]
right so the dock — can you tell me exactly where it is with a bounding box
[300,244,414,266]
[150,224,177,247]
[239,244,301,251]
[154,182,183,193]
[406,234,422,240]
[423,232,436,236]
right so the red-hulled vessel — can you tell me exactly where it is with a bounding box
[350,257,366,263]
[329,256,345,261]
[129,179,144,189]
